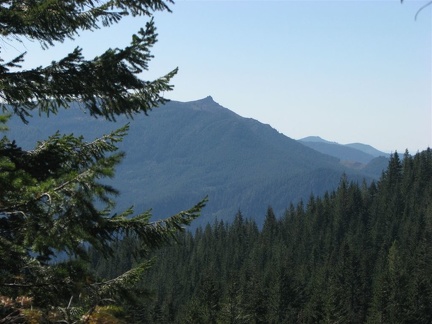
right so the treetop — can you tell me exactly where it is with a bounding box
[0,0,173,46]
[0,0,177,122]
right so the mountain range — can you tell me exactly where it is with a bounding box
[298,136,388,165]
[5,96,389,227]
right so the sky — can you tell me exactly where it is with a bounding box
[5,0,432,153]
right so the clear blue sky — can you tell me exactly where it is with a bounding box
[8,0,432,153]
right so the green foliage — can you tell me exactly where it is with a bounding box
[97,149,432,323]
[0,0,207,322]
[0,1,177,121]
[0,125,206,319]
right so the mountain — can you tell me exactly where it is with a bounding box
[5,97,388,227]
[299,136,336,144]
[345,142,388,157]
[299,136,388,164]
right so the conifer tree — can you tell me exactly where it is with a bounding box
[0,1,206,322]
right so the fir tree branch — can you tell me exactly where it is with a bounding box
[0,0,173,46]
[108,197,208,249]
[0,19,177,121]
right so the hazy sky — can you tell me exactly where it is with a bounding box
[6,0,432,153]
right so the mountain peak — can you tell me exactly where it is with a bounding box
[203,95,214,101]
[186,96,225,112]
[192,96,215,104]
[300,136,335,144]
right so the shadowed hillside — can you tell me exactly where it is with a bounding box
[6,97,387,227]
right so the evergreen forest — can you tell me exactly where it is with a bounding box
[0,1,430,323]
[92,149,432,323]
[0,0,207,322]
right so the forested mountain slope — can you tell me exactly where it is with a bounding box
[93,149,432,323]
[7,97,387,226]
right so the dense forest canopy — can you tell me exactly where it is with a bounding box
[93,149,432,323]
[1,0,430,323]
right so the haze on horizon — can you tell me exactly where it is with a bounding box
[4,0,431,153]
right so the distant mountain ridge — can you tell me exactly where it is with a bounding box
[6,97,389,227]
[345,142,387,157]
[299,136,388,164]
